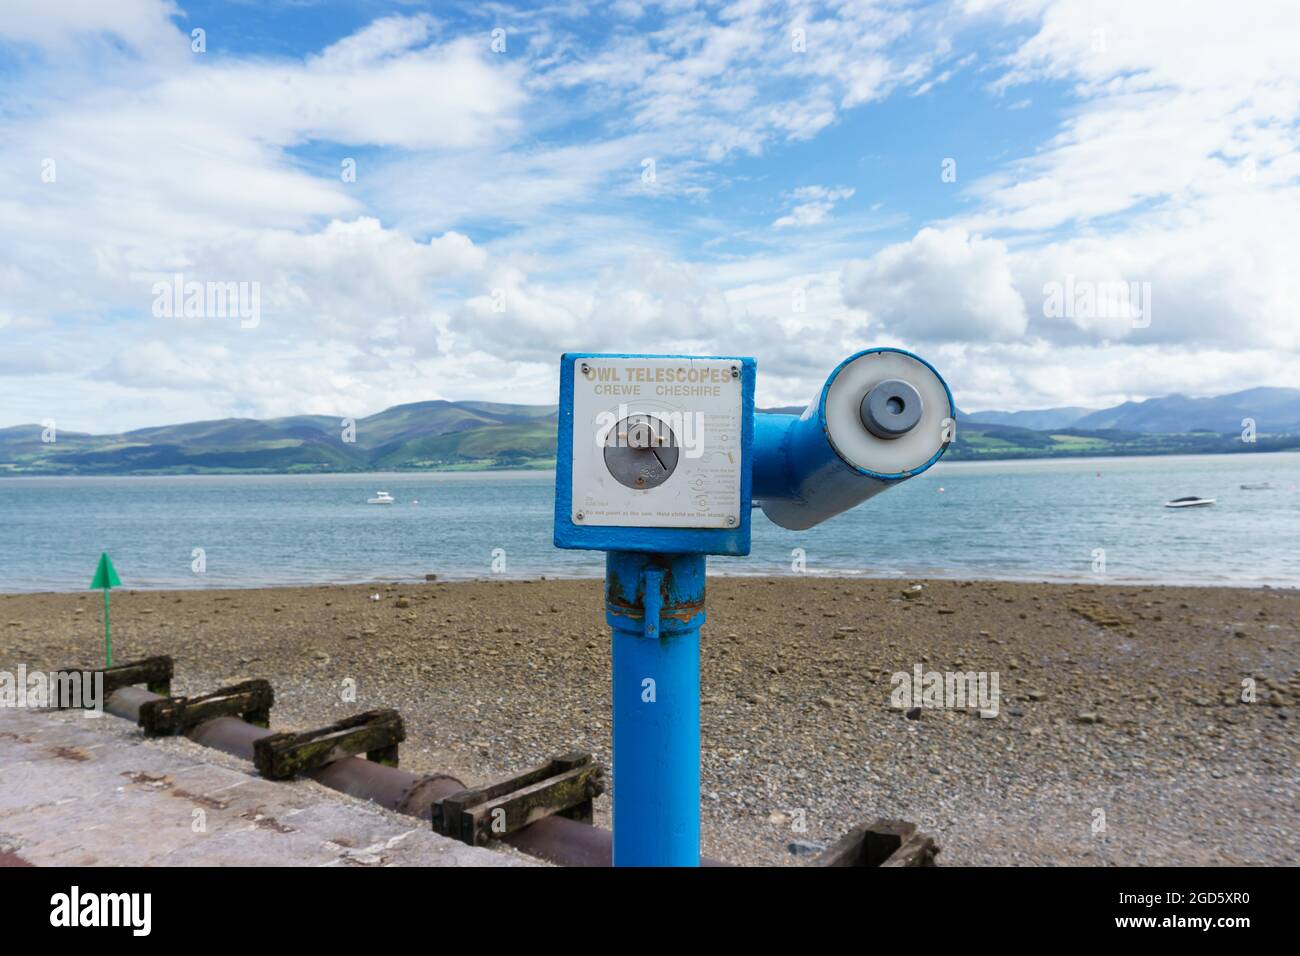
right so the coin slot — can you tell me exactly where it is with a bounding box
[603,415,680,490]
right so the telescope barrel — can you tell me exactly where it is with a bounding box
[752,348,954,531]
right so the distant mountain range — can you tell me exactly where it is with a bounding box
[2,387,1298,475]
[0,401,558,476]
[961,387,1300,434]
[962,406,1097,431]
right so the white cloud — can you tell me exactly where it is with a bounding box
[773,185,855,228]
[532,0,946,162]
[0,16,526,256]
[0,14,527,408]
[934,0,1300,361]
[843,227,1029,342]
[2,0,1298,432]
[453,252,739,362]
[0,0,183,57]
[939,341,1300,413]
[829,0,1300,380]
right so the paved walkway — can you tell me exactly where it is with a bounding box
[0,706,532,866]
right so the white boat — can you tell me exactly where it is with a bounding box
[1164,496,1215,508]
[367,491,395,505]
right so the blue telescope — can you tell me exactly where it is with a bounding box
[554,347,954,865]
[753,347,954,529]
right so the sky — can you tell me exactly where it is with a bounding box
[0,0,1297,434]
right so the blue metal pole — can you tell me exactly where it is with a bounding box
[605,550,705,866]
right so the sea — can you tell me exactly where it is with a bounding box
[1,452,1297,593]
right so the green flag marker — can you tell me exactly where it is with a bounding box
[89,552,122,666]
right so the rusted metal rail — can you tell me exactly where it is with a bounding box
[99,667,930,868]
[104,686,645,867]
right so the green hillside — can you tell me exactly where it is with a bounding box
[0,402,558,475]
[371,421,556,470]
[944,423,1300,460]
[2,393,1297,476]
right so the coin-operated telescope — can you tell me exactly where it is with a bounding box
[554,348,953,865]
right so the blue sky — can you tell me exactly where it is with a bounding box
[1,0,1297,433]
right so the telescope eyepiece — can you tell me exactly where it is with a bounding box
[860,378,923,439]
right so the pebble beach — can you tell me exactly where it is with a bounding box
[3,576,1296,865]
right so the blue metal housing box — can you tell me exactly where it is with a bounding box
[553,352,756,556]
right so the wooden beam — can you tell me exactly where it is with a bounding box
[253,709,405,780]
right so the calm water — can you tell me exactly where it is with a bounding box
[1,453,1297,592]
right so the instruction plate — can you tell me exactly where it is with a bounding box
[570,356,743,528]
